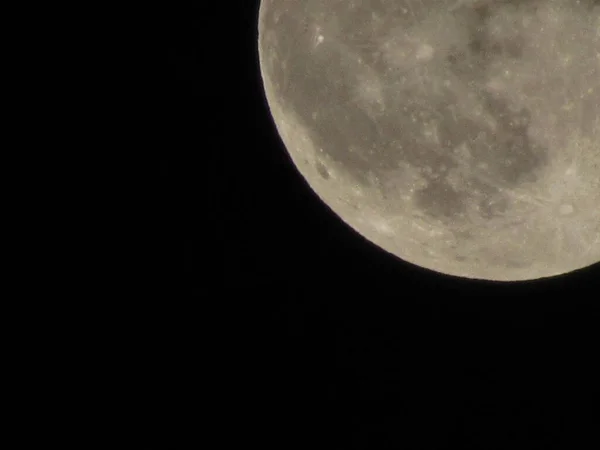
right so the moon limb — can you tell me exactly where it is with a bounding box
[258,0,600,281]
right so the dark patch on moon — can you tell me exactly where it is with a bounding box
[502,37,526,59]
[479,94,547,185]
[448,1,528,76]
[315,161,330,179]
[479,195,509,220]
[414,180,466,220]
[505,259,531,269]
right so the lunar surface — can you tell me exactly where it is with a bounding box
[258,0,600,281]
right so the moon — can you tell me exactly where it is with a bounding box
[258,0,600,281]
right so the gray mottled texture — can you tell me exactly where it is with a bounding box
[259,0,600,281]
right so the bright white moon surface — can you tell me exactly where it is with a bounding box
[258,0,600,281]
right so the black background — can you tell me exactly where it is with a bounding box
[161,2,599,448]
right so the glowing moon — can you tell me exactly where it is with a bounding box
[258,0,600,281]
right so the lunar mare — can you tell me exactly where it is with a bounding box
[258,0,600,281]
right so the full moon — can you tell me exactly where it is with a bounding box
[258,0,600,281]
